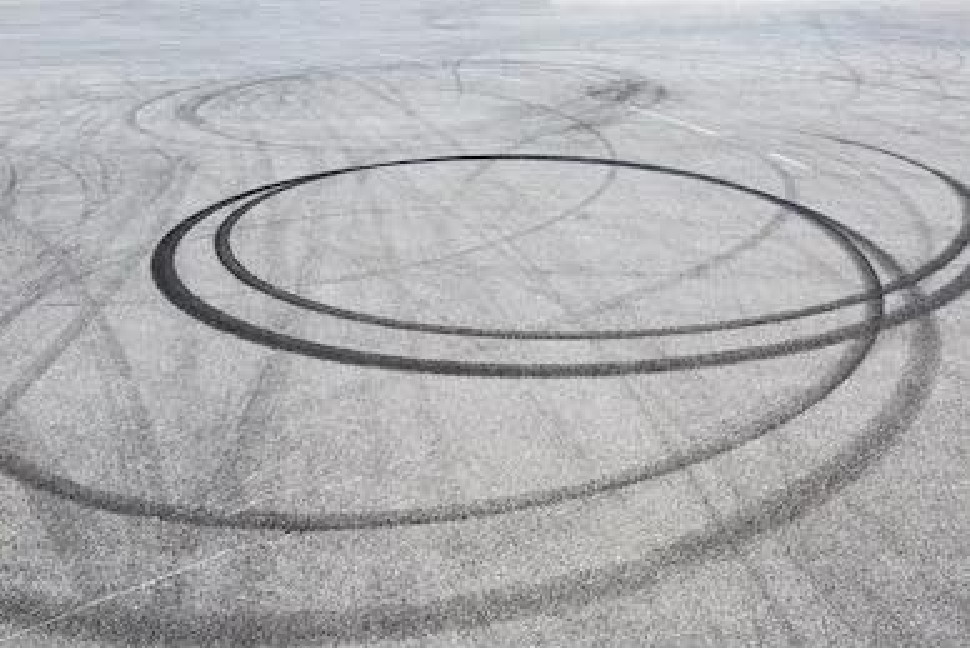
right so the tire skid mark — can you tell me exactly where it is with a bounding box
[164,150,952,360]
[688,231,929,643]
[460,125,930,644]
[0,244,939,645]
[765,151,970,640]
[0,40,966,645]
[5,140,949,535]
[198,72,961,342]
[204,60,634,337]
[0,154,114,328]
[212,155,782,342]
[459,161,832,648]
[557,153,793,332]
[0,150,193,596]
[0,148,186,325]
[772,222,944,645]
[388,91,624,514]
[121,64,651,301]
[38,152,890,529]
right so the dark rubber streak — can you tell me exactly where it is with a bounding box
[157,154,884,378]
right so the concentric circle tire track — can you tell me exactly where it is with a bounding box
[3,141,963,536]
[244,143,967,342]
[0,145,892,534]
[213,157,822,340]
[158,153,883,379]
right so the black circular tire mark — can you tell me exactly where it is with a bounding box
[159,154,881,379]
[217,150,970,340]
[214,156,836,339]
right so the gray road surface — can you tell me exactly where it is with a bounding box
[1,1,969,646]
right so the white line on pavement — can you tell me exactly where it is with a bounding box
[635,108,722,137]
[768,152,813,171]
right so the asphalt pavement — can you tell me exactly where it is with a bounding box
[1,1,969,646]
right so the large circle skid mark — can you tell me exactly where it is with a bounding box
[0,145,957,532]
[0,169,882,534]
[19,142,970,532]
[1,323,879,533]
[16,153,873,532]
[155,154,882,378]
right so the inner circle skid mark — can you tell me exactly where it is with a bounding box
[216,157,840,340]
[222,145,970,342]
[156,153,881,378]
